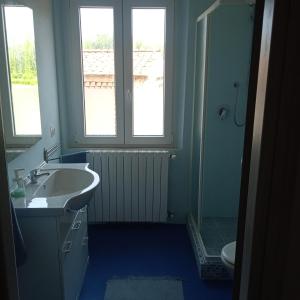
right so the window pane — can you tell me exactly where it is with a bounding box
[4,6,41,135]
[132,9,165,136]
[80,8,116,136]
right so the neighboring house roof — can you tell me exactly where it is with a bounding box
[82,50,163,77]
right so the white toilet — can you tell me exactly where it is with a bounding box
[221,241,236,277]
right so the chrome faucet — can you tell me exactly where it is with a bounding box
[29,169,50,184]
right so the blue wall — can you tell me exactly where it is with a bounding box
[164,0,190,223]
[6,0,61,186]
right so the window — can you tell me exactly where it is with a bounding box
[80,7,116,136]
[65,0,174,146]
[131,8,165,136]
[0,5,42,145]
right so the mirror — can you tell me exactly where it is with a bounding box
[0,5,42,162]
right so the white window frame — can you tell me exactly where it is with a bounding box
[66,0,125,146]
[123,0,174,145]
[0,3,42,147]
[65,0,174,147]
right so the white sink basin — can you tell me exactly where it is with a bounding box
[34,164,99,211]
[35,169,94,197]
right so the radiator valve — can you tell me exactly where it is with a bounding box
[167,211,175,220]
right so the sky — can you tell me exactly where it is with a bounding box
[80,7,165,49]
[4,6,165,49]
[4,6,35,46]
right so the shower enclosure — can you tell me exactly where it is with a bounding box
[190,0,254,258]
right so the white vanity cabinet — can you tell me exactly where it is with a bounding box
[17,207,89,300]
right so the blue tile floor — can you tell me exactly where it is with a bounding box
[80,224,233,300]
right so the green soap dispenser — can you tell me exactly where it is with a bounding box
[11,168,26,198]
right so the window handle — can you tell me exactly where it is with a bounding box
[126,90,132,103]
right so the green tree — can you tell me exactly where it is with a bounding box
[8,40,38,85]
[83,34,113,50]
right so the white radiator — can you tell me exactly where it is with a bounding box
[87,150,169,223]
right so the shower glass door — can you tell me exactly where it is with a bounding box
[194,3,254,256]
[190,17,207,231]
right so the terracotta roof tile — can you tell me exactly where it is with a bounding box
[82,50,163,76]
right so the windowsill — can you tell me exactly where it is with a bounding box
[5,148,27,163]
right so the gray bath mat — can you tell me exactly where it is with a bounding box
[104,277,184,300]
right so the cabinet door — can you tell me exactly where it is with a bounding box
[18,217,62,300]
[62,207,88,300]
[62,228,78,300]
[77,207,89,290]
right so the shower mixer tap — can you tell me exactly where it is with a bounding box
[218,106,229,120]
